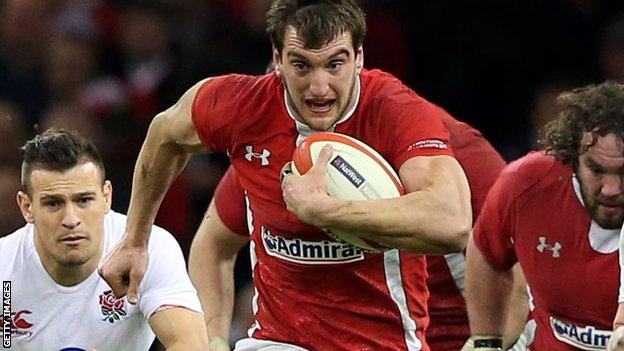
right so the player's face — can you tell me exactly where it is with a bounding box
[17,162,111,270]
[576,133,624,229]
[275,27,363,131]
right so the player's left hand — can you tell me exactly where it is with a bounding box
[281,144,337,226]
[608,326,624,351]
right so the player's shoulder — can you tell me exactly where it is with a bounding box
[505,151,563,177]
[360,69,445,125]
[0,225,31,252]
[195,72,280,104]
[361,69,426,105]
[103,210,180,250]
[498,151,570,197]
[0,225,34,276]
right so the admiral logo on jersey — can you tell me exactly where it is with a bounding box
[550,317,612,350]
[261,227,365,264]
[331,155,364,188]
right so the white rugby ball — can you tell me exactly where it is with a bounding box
[291,132,404,251]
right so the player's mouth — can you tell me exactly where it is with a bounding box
[59,234,87,246]
[305,99,335,114]
[598,201,624,215]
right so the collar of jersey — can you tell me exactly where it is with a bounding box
[283,74,361,143]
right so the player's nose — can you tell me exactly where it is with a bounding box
[308,70,330,97]
[600,174,623,198]
[61,204,82,229]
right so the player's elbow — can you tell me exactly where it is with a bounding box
[432,217,471,254]
[444,223,470,253]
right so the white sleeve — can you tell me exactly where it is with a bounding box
[138,227,203,319]
[619,225,624,303]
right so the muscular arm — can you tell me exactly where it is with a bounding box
[502,265,529,349]
[283,151,472,254]
[149,307,209,351]
[99,79,211,301]
[188,199,249,348]
[125,79,209,245]
[465,235,514,339]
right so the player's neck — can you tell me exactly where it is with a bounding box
[34,233,104,287]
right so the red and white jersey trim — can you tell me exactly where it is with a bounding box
[384,250,423,350]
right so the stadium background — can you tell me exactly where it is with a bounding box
[1,0,624,349]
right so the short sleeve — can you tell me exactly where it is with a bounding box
[472,167,520,271]
[138,227,202,319]
[191,76,236,153]
[214,167,249,236]
[382,96,455,169]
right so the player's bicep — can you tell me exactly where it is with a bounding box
[148,307,207,349]
[399,155,471,211]
[151,79,211,153]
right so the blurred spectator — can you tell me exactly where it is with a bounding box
[118,4,177,122]
[529,76,586,147]
[40,103,106,148]
[0,168,24,236]
[601,12,624,82]
[46,34,99,106]
[0,101,27,168]
[0,0,53,127]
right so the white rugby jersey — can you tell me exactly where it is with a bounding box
[0,210,202,351]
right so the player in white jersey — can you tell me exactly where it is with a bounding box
[0,129,208,351]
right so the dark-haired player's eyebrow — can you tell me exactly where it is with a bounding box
[585,158,605,174]
[39,194,64,202]
[71,191,97,201]
[287,48,351,62]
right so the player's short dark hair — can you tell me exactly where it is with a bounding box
[266,0,366,54]
[20,129,106,194]
[539,81,624,165]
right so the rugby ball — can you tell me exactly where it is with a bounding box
[291,132,404,251]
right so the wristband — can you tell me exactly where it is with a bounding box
[473,335,503,350]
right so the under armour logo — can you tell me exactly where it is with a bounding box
[245,145,271,166]
[536,236,562,258]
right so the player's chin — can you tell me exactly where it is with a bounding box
[303,114,340,131]
[60,251,91,266]
[594,211,624,230]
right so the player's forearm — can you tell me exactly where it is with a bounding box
[189,233,237,340]
[125,115,192,246]
[465,236,514,337]
[319,184,471,254]
[502,265,529,348]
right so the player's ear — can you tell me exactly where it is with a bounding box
[355,46,364,74]
[16,191,34,223]
[102,180,112,213]
[273,48,282,78]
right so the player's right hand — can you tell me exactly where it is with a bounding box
[98,239,149,304]
[608,326,624,351]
